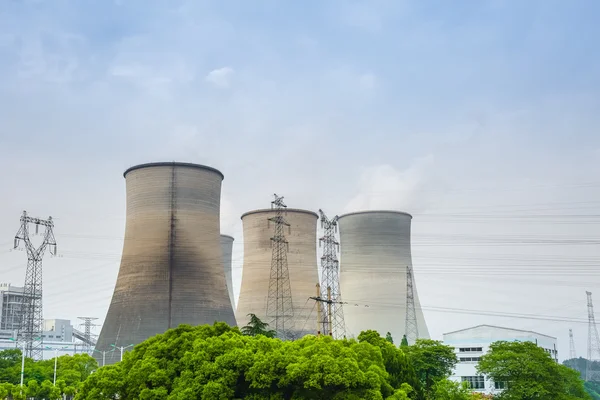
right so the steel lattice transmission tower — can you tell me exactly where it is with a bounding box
[587,291,600,381]
[318,209,345,339]
[405,265,419,344]
[78,317,99,355]
[265,194,295,340]
[14,211,57,359]
[569,328,577,360]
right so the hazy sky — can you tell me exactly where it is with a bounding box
[1,0,599,360]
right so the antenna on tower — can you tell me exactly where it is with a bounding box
[14,211,57,359]
[569,328,577,360]
[78,317,99,355]
[405,265,419,345]
[586,291,600,381]
[265,194,295,340]
[317,209,345,339]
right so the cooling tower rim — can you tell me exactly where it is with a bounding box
[338,210,413,219]
[241,208,318,220]
[123,162,224,180]
[220,234,235,241]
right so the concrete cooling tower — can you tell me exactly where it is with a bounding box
[338,211,429,343]
[237,209,319,338]
[95,162,236,365]
[220,234,235,310]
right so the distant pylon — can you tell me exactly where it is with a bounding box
[405,265,419,344]
[586,291,600,381]
[265,194,295,340]
[318,209,345,339]
[14,211,57,360]
[569,328,577,360]
[78,317,99,355]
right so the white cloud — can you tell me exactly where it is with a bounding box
[205,66,234,88]
[344,155,436,214]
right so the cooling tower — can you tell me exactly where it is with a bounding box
[338,211,429,342]
[95,162,236,365]
[237,208,318,338]
[220,234,235,310]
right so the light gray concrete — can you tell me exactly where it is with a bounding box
[220,234,235,311]
[237,208,319,338]
[338,210,429,342]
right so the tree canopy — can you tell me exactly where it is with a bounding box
[0,350,97,399]
[77,323,422,400]
[403,339,458,396]
[240,313,276,338]
[478,341,590,400]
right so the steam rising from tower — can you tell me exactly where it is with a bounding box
[95,162,236,365]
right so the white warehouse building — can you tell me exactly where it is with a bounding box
[443,325,558,395]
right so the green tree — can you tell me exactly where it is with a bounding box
[432,379,479,400]
[241,313,276,338]
[404,339,457,397]
[77,323,415,399]
[386,332,394,344]
[478,341,590,400]
[401,336,409,348]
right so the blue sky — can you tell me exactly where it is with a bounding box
[0,0,599,358]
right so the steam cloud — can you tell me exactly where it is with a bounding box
[344,154,436,214]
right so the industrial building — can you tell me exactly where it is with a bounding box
[236,208,319,338]
[443,324,558,394]
[95,162,236,365]
[0,283,25,332]
[338,210,429,342]
[221,234,235,310]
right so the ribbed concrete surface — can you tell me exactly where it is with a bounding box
[95,162,236,365]
[338,211,429,342]
[237,209,319,338]
[220,234,235,311]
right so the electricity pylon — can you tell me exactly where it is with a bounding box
[14,211,57,359]
[586,291,600,381]
[78,317,99,355]
[318,209,345,339]
[569,328,577,360]
[405,265,419,344]
[265,194,295,340]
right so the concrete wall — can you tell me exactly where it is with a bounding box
[95,162,236,365]
[237,209,319,338]
[338,211,429,342]
[220,234,235,311]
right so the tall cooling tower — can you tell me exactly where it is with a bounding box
[237,209,318,338]
[338,211,429,342]
[95,162,236,365]
[220,234,235,311]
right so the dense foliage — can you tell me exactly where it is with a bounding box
[478,341,590,400]
[403,339,458,395]
[0,349,96,399]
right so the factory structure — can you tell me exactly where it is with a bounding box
[3,160,429,364]
[95,162,236,365]
[236,208,320,339]
[338,211,429,341]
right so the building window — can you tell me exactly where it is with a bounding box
[462,376,485,389]
[460,357,481,362]
[494,381,507,389]
[459,347,483,352]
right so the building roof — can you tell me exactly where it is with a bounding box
[443,324,556,340]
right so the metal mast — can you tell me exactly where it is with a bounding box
[14,211,57,359]
[569,328,577,360]
[78,317,99,355]
[587,291,600,381]
[318,209,345,339]
[405,265,419,344]
[265,194,295,340]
